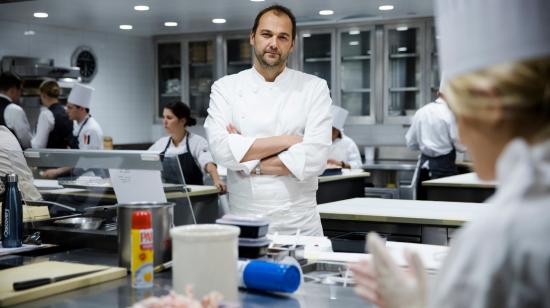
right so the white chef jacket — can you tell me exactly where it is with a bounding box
[328,134,362,169]
[0,126,41,200]
[405,98,464,158]
[205,67,332,236]
[429,138,550,307]
[0,93,32,149]
[31,106,55,149]
[149,134,214,174]
[74,115,103,150]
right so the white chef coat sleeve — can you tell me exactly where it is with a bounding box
[31,108,54,149]
[278,80,332,181]
[345,137,363,169]
[5,104,32,149]
[193,135,215,172]
[0,127,42,200]
[405,113,420,151]
[204,80,259,174]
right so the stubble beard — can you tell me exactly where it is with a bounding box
[253,46,287,71]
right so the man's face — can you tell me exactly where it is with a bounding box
[250,11,294,69]
[7,86,22,104]
[66,103,81,121]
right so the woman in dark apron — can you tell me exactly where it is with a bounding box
[149,102,226,192]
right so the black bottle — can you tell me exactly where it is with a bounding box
[2,173,23,248]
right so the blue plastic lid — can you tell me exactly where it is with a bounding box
[242,260,301,293]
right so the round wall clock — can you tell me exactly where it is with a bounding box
[71,46,97,83]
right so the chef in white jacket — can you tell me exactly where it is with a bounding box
[350,0,550,307]
[205,4,332,236]
[405,76,464,179]
[41,83,104,178]
[327,105,362,169]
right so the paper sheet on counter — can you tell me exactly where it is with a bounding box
[109,169,167,203]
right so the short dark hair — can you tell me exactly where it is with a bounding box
[251,4,296,40]
[164,102,197,126]
[0,72,22,92]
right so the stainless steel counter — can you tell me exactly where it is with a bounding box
[363,160,417,171]
[3,249,371,308]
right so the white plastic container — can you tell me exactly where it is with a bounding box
[170,224,240,302]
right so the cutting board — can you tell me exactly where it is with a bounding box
[0,261,127,306]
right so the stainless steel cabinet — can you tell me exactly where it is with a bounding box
[383,22,425,123]
[428,24,440,101]
[338,27,375,122]
[188,40,214,117]
[157,42,182,118]
[300,31,334,90]
[225,37,252,76]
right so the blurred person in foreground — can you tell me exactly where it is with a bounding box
[350,0,550,307]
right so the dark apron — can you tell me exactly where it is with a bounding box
[161,133,204,185]
[68,116,90,149]
[420,148,458,179]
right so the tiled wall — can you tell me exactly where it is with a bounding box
[0,20,155,144]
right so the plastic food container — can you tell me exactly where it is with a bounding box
[238,237,270,259]
[216,214,270,238]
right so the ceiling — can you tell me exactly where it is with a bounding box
[0,0,434,37]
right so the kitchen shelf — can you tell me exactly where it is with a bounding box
[161,93,181,97]
[160,64,181,69]
[304,57,331,63]
[190,62,212,67]
[341,88,371,93]
[389,53,418,59]
[228,61,251,66]
[389,87,419,92]
[341,55,371,61]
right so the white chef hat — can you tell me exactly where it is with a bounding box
[436,0,550,79]
[68,83,94,109]
[331,105,349,132]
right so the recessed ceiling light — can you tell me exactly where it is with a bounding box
[319,10,334,16]
[164,22,178,27]
[212,18,226,24]
[378,5,394,11]
[250,0,265,2]
[119,25,133,30]
[349,41,359,46]
[349,29,360,35]
[397,47,407,52]
[24,30,35,36]
[134,5,150,11]
[33,12,48,18]
[396,26,408,31]
[302,33,311,38]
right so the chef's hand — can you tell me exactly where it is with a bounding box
[213,178,227,194]
[349,233,427,308]
[40,168,61,179]
[226,123,240,134]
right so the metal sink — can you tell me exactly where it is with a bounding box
[301,261,355,287]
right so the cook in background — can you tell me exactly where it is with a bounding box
[41,83,104,178]
[351,0,550,307]
[0,126,41,201]
[149,101,226,193]
[327,105,362,169]
[405,75,465,181]
[31,80,74,149]
[0,72,32,149]
[205,4,332,236]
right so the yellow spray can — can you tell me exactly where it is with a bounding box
[131,210,154,288]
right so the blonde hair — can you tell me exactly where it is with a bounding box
[446,56,550,142]
[39,80,61,99]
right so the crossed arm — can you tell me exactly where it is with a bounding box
[227,124,301,176]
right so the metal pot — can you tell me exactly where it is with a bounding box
[117,202,174,270]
